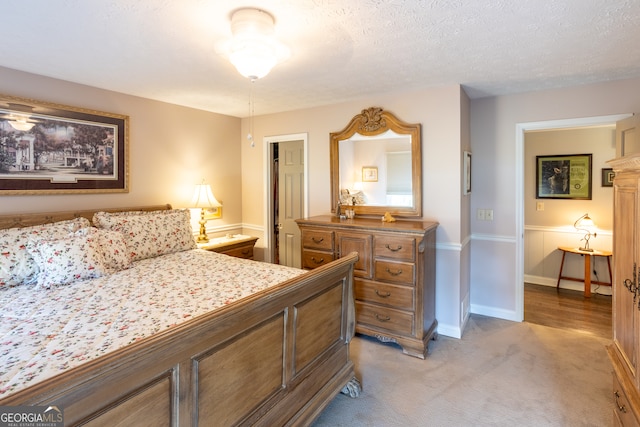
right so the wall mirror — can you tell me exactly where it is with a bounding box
[330,107,422,218]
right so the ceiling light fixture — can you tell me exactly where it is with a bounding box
[228,8,289,81]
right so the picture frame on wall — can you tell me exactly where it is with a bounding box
[362,166,378,182]
[0,94,129,194]
[536,154,592,200]
[463,151,472,195]
[601,168,614,187]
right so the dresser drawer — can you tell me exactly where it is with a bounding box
[374,236,416,261]
[337,231,373,279]
[613,374,640,426]
[374,260,415,285]
[301,250,335,269]
[302,229,334,251]
[355,279,414,310]
[355,301,414,336]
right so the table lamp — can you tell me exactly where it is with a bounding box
[191,181,222,243]
[574,213,597,252]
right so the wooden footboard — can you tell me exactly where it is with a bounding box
[0,252,359,426]
[0,205,360,426]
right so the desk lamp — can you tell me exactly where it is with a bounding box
[574,213,597,252]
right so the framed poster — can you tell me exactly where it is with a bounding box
[601,168,614,187]
[536,154,592,199]
[0,94,129,194]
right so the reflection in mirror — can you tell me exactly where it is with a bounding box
[338,130,412,206]
[330,107,422,218]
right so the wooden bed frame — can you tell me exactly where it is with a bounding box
[0,205,361,426]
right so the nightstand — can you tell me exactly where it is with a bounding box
[198,235,258,260]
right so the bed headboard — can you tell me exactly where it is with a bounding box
[0,204,172,230]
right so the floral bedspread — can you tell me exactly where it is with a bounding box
[0,249,304,398]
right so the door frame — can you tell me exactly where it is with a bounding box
[263,133,309,263]
[515,113,631,321]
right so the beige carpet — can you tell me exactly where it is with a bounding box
[312,315,612,426]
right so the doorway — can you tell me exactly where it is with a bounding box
[515,114,631,321]
[263,133,308,267]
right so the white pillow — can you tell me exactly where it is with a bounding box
[75,227,131,273]
[0,217,91,287]
[27,233,109,289]
[92,209,196,262]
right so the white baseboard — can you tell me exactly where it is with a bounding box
[437,323,462,339]
[470,303,519,322]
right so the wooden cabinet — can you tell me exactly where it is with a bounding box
[198,235,258,260]
[608,153,640,426]
[296,215,438,359]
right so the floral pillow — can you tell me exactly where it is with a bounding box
[74,227,131,273]
[92,209,196,262]
[27,232,109,289]
[0,217,91,287]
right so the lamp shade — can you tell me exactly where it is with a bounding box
[191,183,221,208]
[574,213,595,230]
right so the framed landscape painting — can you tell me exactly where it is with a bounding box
[536,154,592,200]
[0,94,129,194]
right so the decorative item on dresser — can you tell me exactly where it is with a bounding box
[198,234,258,260]
[607,120,640,425]
[296,215,438,359]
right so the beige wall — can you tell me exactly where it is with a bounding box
[470,77,640,320]
[525,126,615,229]
[0,67,242,230]
[0,66,472,337]
[240,86,470,337]
[523,127,615,293]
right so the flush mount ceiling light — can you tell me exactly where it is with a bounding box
[228,8,289,80]
[7,116,35,131]
[3,103,36,131]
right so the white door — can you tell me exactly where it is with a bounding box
[278,140,304,268]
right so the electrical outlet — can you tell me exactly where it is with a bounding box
[477,209,486,220]
[536,202,544,211]
[486,209,494,221]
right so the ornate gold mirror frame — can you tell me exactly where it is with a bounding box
[330,107,422,218]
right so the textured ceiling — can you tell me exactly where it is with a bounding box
[1,1,639,118]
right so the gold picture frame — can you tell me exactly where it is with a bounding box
[362,166,378,182]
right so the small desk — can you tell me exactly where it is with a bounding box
[556,246,612,297]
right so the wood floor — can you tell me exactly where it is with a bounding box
[524,283,612,340]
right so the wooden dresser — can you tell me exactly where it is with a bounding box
[608,153,640,426]
[296,215,438,359]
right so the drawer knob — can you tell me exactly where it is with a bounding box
[614,391,628,413]
[385,244,402,252]
[312,237,325,243]
[375,314,391,322]
[375,289,391,298]
[311,256,325,264]
[385,267,403,276]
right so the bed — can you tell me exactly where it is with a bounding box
[0,204,360,426]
